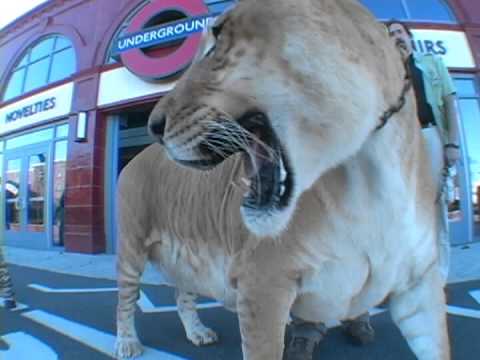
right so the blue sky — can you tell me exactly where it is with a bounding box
[0,0,47,29]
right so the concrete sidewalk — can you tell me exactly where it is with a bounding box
[4,241,480,284]
[3,246,165,285]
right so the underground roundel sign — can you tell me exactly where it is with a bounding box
[113,0,219,80]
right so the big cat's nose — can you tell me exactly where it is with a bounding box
[149,114,166,144]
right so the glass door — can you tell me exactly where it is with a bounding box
[4,144,50,248]
[449,76,480,244]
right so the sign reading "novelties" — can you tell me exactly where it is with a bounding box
[6,98,56,123]
[0,83,73,135]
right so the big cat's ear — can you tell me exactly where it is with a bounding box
[210,2,237,36]
[194,2,239,62]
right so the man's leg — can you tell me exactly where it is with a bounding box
[437,192,450,285]
[284,312,375,360]
[342,312,375,345]
[0,248,16,309]
[284,318,327,360]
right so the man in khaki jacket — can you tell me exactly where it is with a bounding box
[387,20,460,284]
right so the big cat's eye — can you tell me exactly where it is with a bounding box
[212,22,224,38]
[211,12,229,39]
[202,20,225,58]
[199,12,231,60]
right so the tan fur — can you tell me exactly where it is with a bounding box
[115,1,450,359]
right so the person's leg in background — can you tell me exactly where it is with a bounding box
[437,188,451,285]
[342,312,375,345]
[0,247,16,309]
[284,317,328,360]
[284,312,374,360]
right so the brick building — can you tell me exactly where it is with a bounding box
[0,0,478,253]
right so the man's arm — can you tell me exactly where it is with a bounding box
[443,93,461,165]
[434,54,461,166]
[444,94,460,145]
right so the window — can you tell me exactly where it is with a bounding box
[360,0,406,19]
[50,48,76,83]
[55,124,69,138]
[6,128,54,150]
[5,124,69,150]
[359,0,457,23]
[2,69,25,100]
[2,35,76,102]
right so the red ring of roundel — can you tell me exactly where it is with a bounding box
[120,0,209,80]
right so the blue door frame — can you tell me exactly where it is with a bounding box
[4,142,52,249]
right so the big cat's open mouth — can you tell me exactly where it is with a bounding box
[234,112,294,212]
[176,111,294,212]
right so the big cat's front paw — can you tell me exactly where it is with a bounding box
[114,337,144,359]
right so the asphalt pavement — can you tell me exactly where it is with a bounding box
[2,264,480,360]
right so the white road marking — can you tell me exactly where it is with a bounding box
[469,290,480,305]
[137,290,156,309]
[29,284,118,293]
[28,284,221,313]
[22,310,189,360]
[1,332,58,359]
[0,300,28,311]
[447,305,480,319]
[137,291,222,313]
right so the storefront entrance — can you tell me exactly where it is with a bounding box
[1,123,69,249]
[4,143,50,248]
[105,104,154,253]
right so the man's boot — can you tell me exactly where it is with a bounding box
[284,319,328,360]
[342,312,375,346]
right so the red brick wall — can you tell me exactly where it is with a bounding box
[452,0,480,23]
[63,110,106,253]
[450,0,480,68]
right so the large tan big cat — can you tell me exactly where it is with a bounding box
[115,0,450,359]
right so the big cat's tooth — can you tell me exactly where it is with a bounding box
[241,177,252,187]
[279,158,287,182]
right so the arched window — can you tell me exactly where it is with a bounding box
[2,35,76,102]
[359,0,457,23]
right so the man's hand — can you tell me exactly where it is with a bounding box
[445,146,460,166]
